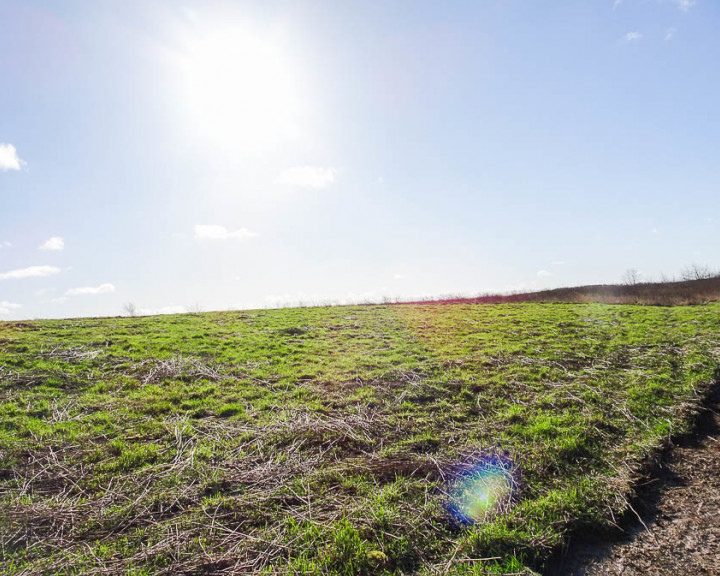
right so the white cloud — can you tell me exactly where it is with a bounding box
[0,143,24,171]
[0,301,21,316]
[0,241,11,249]
[625,32,643,42]
[180,7,199,22]
[617,0,694,12]
[537,270,553,278]
[39,236,65,251]
[670,0,695,11]
[393,273,405,280]
[0,265,61,280]
[65,283,115,296]
[35,287,56,296]
[551,260,565,266]
[138,305,186,316]
[194,225,257,241]
[665,27,676,40]
[277,166,337,189]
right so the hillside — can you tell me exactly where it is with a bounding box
[405,275,720,307]
[2,303,720,574]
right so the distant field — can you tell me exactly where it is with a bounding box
[1,303,719,575]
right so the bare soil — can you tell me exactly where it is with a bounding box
[551,398,720,575]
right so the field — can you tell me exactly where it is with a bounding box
[1,303,719,575]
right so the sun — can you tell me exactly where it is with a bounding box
[177,22,303,154]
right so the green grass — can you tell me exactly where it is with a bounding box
[1,302,719,574]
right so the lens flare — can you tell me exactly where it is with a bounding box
[447,455,517,524]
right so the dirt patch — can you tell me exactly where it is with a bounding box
[551,399,720,575]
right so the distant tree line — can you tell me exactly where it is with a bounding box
[622,263,719,286]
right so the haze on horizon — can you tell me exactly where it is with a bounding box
[2,0,719,320]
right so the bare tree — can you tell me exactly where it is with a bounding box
[621,268,640,285]
[122,302,138,317]
[681,263,714,281]
[186,302,203,314]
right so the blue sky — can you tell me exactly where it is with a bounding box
[1,0,719,319]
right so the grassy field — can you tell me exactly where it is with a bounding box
[1,302,719,575]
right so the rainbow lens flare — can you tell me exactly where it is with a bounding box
[447,455,517,524]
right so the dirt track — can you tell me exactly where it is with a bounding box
[552,400,720,575]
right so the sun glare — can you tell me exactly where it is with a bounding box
[177,23,303,154]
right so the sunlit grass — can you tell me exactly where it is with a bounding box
[1,303,719,574]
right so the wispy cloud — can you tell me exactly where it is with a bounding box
[670,0,695,11]
[0,301,21,316]
[537,270,553,278]
[616,0,694,12]
[0,143,24,171]
[194,225,257,241]
[277,166,337,189]
[0,265,61,280]
[665,27,677,40]
[625,32,643,42]
[39,236,65,251]
[65,283,116,296]
[0,241,11,249]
